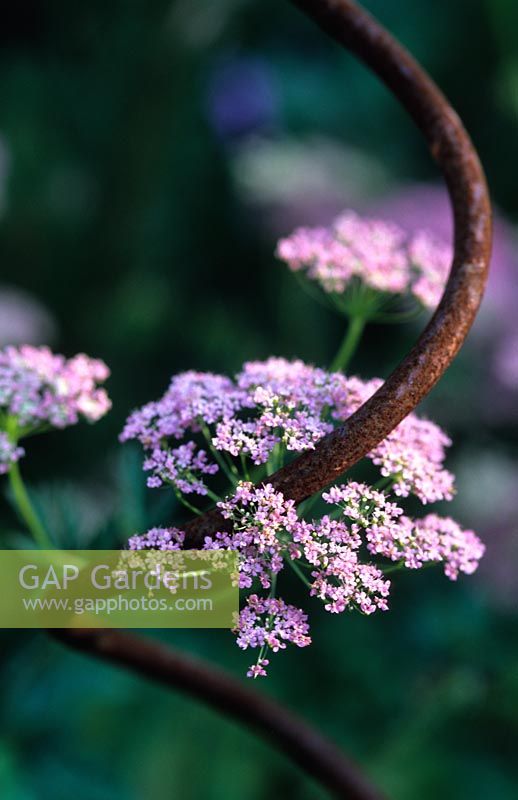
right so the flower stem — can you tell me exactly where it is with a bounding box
[287,558,312,589]
[298,491,322,518]
[8,462,53,549]
[240,453,251,482]
[373,474,396,492]
[255,571,278,671]
[266,442,283,477]
[172,487,209,517]
[330,314,366,373]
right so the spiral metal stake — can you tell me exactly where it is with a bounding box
[56,2,492,798]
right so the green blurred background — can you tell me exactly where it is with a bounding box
[1,1,517,798]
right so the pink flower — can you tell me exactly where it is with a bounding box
[0,346,111,470]
[291,514,391,614]
[236,594,311,677]
[128,527,185,551]
[276,208,453,308]
[122,357,484,678]
[121,358,458,506]
[324,481,485,579]
[205,482,298,589]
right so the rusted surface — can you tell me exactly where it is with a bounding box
[59,4,491,798]
[184,0,492,545]
[54,628,386,800]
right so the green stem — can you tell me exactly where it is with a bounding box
[374,475,396,492]
[174,490,204,517]
[287,558,312,589]
[381,561,406,574]
[330,314,366,373]
[254,571,278,670]
[240,454,251,482]
[298,491,322,518]
[206,489,223,505]
[8,462,53,549]
[266,442,283,477]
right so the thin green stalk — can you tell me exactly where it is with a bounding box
[373,474,396,492]
[240,453,251,482]
[266,442,283,477]
[8,462,53,549]
[330,314,366,373]
[297,491,322,518]
[174,490,204,517]
[287,558,312,589]
[255,571,278,670]
[205,487,223,505]
[381,562,405,574]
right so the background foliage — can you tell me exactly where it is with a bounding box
[0,1,517,798]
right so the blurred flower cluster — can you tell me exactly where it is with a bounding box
[0,345,111,473]
[277,210,450,309]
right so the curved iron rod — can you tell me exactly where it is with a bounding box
[58,2,492,798]
[54,628,385,800]
[184,0,492,545]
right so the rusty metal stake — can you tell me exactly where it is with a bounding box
[57,3,492,798]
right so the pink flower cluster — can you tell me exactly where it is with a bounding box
[276,209,451,309]
[127,473,483,677]
[143,441,219,494]
[0,432,24,474]
[0,345,111,472]
[408,230,452,310]
[121,358,454,506]
[0,345,111,429]
[292,515,391,614]
[370,416,454,503]
[343,375,455,504]
[204,481,298,589]
[120,371,244,493]
[124,356,483,677]
[325,482,484,580]
[120,359,341,493]
[213,359,337,460]
[237,595,311,679]
[128,526,185,551]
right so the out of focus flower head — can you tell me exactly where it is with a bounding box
[232,136,389,234]
[370,183,517,321]
[370,183,518,403]
[0,346,111,472]
[206,56,278,142]
[0,285,57,347]
[277,209,450,310]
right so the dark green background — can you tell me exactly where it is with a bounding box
[0,1,517,798]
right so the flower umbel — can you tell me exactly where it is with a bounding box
[121,358,458,510]
[276,209,451,311]
[0,345,111,473]
[237,594,311,679]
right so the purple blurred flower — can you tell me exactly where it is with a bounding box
[0,286,57,347]
[494,334,518,390]
[370,183,518,409]
[206,56,278,141]
[232,137,389,234]
[370,183,517,321]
